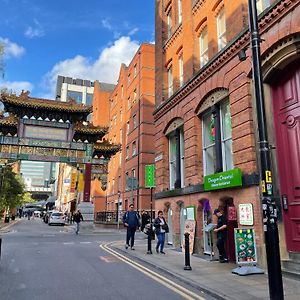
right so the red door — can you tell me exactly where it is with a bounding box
[272,61,300,252]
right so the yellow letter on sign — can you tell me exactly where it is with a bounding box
[266,171,272,183]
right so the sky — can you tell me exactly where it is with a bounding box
[0,0,154,99]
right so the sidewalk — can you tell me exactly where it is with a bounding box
[0,218,20,232]
[112,236,300,300]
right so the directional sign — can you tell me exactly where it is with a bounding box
[145,164,155,188]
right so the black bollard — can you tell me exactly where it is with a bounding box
[184,232,192,270]
[147,226,152,254]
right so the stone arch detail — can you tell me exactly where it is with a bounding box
[195,88,229,116]
[163,117,184,136]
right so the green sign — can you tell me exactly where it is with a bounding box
[234,228,257,265]
[145,164,155,188]
[204,168,242,191]
[86,144,93,157]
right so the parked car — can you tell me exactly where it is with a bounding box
[48,212,65,226]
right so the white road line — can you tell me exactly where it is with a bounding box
[80,242,91,244]
[100,243,206,300]
[63,242,74,245]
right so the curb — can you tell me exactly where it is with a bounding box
[0,219,20,232]
[111,244,227,300]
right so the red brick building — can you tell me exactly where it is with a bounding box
[92,43,155,215]
[154,0,300,270]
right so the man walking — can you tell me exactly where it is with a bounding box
[73,209,83,235]
[122,204,140,250]
[213,208,228,263]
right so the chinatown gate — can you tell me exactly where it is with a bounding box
[0,91,120,220]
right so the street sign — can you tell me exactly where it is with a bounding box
[145,164,155,188]
[126,177,138,190]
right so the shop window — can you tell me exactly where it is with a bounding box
[168,126,185,190]
[202,100,233,175]
[216,7,226,51]
[256,0,270,15]
[199,26,208,68]
[67,91,82,103]
[86,93,93,105]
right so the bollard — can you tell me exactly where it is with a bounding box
[147,226,152,254]
[0,237,2,260]
[184,232,192,270]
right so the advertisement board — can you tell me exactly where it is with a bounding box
[182,220,196,254]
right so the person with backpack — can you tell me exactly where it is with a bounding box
[122,204,140,250]
[153,210,169,254]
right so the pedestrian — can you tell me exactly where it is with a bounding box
[213,208,228,263]
[73,209,83,235]
[141,210,150,233]
[122,204,140,250]
[154,210,169,254]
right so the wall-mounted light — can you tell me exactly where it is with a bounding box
[238,48,247,62]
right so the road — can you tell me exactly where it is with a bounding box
[0,219,216,300]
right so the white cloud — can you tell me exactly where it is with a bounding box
[101,18,113,31]
[25,19,45,39]
[0,80,33,94]
[43,36,140,98]
[0,37,25,58]
[128,27,139,36]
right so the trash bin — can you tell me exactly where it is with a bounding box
[4,216,10,223]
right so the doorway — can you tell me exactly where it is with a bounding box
[180,206,187,247]
[272,61,300,252]
[167,207,173,245]
[202,200,213,255]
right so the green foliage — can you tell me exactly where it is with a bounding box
[0,166,26,212]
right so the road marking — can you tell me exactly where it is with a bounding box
[80,242,91,244]
[99,256,120,263]
[63,242,74,245]
[100,243,206,300]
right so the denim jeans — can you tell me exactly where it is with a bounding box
[126,227,136,247]
[156,232,165,252]
[75,222,80,234]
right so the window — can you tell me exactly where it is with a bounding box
[86,93,93,105]
[178,55,184,87]
[178,0,182,24]
[167,8,172,39]
[121,85,124,98]
[119,152,122,165]
[112,179,115,194]
[113,115,117,126]
[168,65,173,98]
[128,74,131,85]
[67,91,83,103]
[202,100,233,176]
[216,7,226,51]
[133,89,137,104]
[126,146,129,159]
[120,107,122,122]
[126,121,130,135]
[168,127,184,190]
[132,168,136,178]
[120,129,123,143]
[134,64,137,78]
[199,27,208,68]
[256,0,270,15]
[133,114,137,129]
[127,96,131,109]
[132,141,137,156]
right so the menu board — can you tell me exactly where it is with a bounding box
[182,220,196,254]
[234,228,257,265]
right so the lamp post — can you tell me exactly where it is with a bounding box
[117,190,121,230]
[247,1,283,299]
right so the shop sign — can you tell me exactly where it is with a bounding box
[239,203,254,226]
[70,173,77,193]
[204,168,242,191]
[234,228,257,265]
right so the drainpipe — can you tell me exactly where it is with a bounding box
[137,49,141,213]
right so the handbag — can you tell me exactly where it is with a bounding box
[162,223,169,233]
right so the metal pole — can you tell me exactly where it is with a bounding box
[248,1,283,299]
[117,192,120,230]
[147,187,153,254]
[184,232,192,270]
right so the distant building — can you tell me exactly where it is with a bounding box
[56,75,94,105]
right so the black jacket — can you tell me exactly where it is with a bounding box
[153,217,169,234]
[73,212,83,223]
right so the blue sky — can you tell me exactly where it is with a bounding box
[0,0,154,98]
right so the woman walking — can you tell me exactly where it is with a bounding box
[154,210,169,254]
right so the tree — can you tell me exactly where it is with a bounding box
[0,165,25,213]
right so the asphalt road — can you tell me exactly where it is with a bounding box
[0,219,215,300]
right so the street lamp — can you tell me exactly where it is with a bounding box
[247,1,283,299]
[117,190,121,230]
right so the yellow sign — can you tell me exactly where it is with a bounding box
[265,171,272,183]
[70,172,77,193]
[261,180,266,193]
[78,173,84,192]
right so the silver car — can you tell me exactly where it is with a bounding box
[48,212,65,226]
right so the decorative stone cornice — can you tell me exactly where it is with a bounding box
[163,24,183,52]
[192,0,206,15]
[154,0,298,120]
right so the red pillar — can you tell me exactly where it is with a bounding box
[83,163,92,202]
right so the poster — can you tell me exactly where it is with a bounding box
[234,228,257,265]
[239,204,254,225]
[182,220,196,254]
[186,206,195,220]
